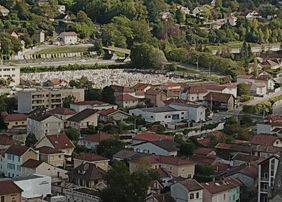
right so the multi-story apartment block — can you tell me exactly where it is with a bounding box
[17,88,84,113]
[0,66,20,86]
[258,155,279,202]
[0,145,38,178]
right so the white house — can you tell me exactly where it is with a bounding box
[170,179,204,202]
[129,106,188,124]
[180,86,208,101]
[27,112,64,141]
[14,174,51,200]
[21,159,68,179]
[66,108,98,129]
[0,66,20,86]
[250,82,267,96]
[77,132,111,150]
[132,140,178,157]
[59,32,78,45]
[70,100,117,112]
[0,145,38,178]
[168,103,206,122]
[115,94,138,108]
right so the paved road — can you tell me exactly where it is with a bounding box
[13,58,125,68]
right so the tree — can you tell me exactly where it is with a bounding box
[238,83,250,96]
[130,43,167,69]
[65,127,80,142]
[63,95,76,108]
[85,88,102,101]
[97,139,124,158]
[101,161,156,202]
[101,86,116,104]
[25,133,37,147]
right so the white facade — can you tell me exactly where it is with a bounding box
[170,183,203,202]
[0,66,20,86]
[133,142,177,157]
[67,113,98,129]
[70,103,117,112]
[60,32,78,45]
[169,103,206,122]
[65,189,100,202]
[77,139,98,150]
[130,107,188,124]
[27,115,64,140]
[14,175,51,199]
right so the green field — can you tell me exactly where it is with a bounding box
[34,46,90,54]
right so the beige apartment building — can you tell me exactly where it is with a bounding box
[17,88,84,113]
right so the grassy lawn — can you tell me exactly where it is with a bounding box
[34,46,90,54]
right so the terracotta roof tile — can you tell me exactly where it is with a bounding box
[204,92,234,103]
[21,159,42,168]
[250,134,280,146]
[37,146,63,154]
[4,114,28,122]
[46,134,75,150]
[49,107,76,115]
[98,108,117,116]
[74,153,109,162]
[5,145,29,156]
[180,179,203,191]
[132,155,194,166]
[0,134,15,146]
[152,194,176,202]
[133,132,174,142]
[201,177,241,194]
[0,180,22,195]
[116,94,137,102]
[194,147,215,156]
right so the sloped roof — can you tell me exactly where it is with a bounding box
[37,146,63,154]
[180,179,203,191]
[67,163,106,181]
[5,145,29,156]
[0,180,22,195]
[74,153,109,162]
[133,132,174,142]
[46,134,75,150]
[116,94,137,102]
[49,107,76,116]
[4,113,28,122]
[201,177,241,194]
[0,134,15,146]
[250,134,280,146]
[72,100,106,106]
[204,92,234,103]
[194,147,215,156]
[98,108,118,116]
[67,109,97,122]
[21,159,43,168]
[132,155,194,166]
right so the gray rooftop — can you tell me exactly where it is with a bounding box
[141,106,180,113]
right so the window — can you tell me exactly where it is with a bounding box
[1,196,4,202]
[190,193,194,199]
[223,194,226,200]
[196,192,199,198]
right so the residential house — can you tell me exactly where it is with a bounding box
[269,155,282,202]
[129,155,195,178]
[65,188,101,202]
[168,103,206,122]
[237,75,275,93]
[35,134,75,158]
[21,159,67,179]
[60,32,78,45]
[131,83,151,98]
[77,132,111,150]
[98,108,130,122]
[27,110,64,140]
[153,167,174,187]
[231,152,260,166]
[14,174,51,200]
[194,147,216,157]
[1,145,38,177]
[203,92,235,111]
[170,179,204,202]
[111,84,135,97]
[33,30,45,43]
[129,106,189,125]
[245,10,261,20]
[145,88,167,107]
[132,132,174,145]
[0,66,20,86]
[215,143,253,160]
[250,134,282,147]
[3,113,28,129]
[37,146,65,167]
[132,140,179,156]
[73,153,110,171]
[261,59,282,70]
[0,5,9,16]
[205,83,238,98]
[0,180,22,202]
[66,108,98,129]
[257,115,282,136]
[0,134,17,149]
[160,83,182,99]
[67,162,106,189]
[49,107,76,121]
[115,94,139,108]
[202,177,241,202]
[226,16,237,26]
[257,155,279,202]
[180,85,208,101]
[146,193,176,202]
[250,82,267,96]
[70,100,117,112]
[17,88,84,113]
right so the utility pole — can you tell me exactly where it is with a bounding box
[196,55,199,71]
[210,94,213,112]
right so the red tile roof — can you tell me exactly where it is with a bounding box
[5,145,30,156]
[116,94,137,102]
[250,134,280,146]
[0,134,15,146]
[46,134,75,150]
[74,153,109,162]
[194,147,215,156]
[49,107,76,115]
[180,179,203,191]
[38,146,63,154]
[204,92,234,103]
[131,83,151,91]
[133,132,174,142]
[184,86,207,94]
[133,155,194,166]
[21,159,43,168]
[98,108,118,116]
[72,100,107,105]
[201,177,241,194]
[81,132,112,143]
[152,167,171,178]
[60,31,77,36]
[265,115,282,126]
[4,113,28,122]
[239,165,258,178]
[0,180,23,195]
[152,194,176,202]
